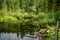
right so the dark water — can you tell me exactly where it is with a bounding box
[0,32,39,40]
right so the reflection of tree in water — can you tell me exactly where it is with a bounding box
[20,23,25,39]
[0,33,1,37]
[17,33,19,37]
[20,32,25,39]
[0,33,4,37]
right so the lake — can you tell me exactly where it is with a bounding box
[0,32,39,40]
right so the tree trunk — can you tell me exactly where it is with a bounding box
[54,21,59,40]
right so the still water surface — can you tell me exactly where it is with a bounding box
[0,32,39,40]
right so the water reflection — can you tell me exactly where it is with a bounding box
[0,33,22,40]
[0,32,39,40]
[23,37,39,40]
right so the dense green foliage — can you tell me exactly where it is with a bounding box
[0,0,60,40]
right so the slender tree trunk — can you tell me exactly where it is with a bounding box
[36,7,38,14]
[54,21,59,40]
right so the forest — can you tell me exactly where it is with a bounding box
[0,0,60,40]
